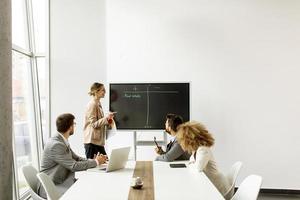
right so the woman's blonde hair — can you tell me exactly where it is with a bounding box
[177,121,215,153]
[88,82,104,96]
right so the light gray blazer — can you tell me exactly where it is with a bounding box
[155,139,190,162]
[37,134,97,198]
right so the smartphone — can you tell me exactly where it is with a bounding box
[169,163,186,168]
[154,136,160,148]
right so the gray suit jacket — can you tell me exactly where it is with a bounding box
[155,138,191,162]
[38,134,97,198]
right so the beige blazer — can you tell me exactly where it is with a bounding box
[83,99,108,146]
[188,146,231,198]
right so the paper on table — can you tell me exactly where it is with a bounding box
[106,119,117,139]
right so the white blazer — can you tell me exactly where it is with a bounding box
[188,146,231,198]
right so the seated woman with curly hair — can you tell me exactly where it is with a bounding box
[176,121,231,199]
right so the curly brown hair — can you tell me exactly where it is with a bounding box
[177,121,215,153]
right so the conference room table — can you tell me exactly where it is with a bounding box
[60,161,225,200]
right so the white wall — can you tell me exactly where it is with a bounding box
[50,0,300,189]
[50,0,107,155]
[106,0,300,189]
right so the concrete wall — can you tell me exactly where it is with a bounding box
[0,0,13,198]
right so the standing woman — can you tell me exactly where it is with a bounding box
[83,82,114,158]
[176,121,231,199]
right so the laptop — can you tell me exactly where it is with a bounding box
[88,147,131,173]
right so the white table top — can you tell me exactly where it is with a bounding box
[60,161,225,200]
[153,161,224,200]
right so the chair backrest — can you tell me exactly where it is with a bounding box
[227,161,243,185]
[37,172,61,200]
[224,161,243,200]
[231,175,263,200]
[22,165,46,200]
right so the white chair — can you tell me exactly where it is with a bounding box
[22,165,46,200]
[224,161,243,200]
[37,172,61,200]
[231,175,263,200]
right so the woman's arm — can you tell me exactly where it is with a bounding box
[85,102,108,129]
[189,147,210,172]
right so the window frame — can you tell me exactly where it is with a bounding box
[12,0,49,199]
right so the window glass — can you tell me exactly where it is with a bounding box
[12,0,48,198]
[32,0,46,53]
[12,0,30,50]
[12,51,37,196]
[37,57,47,144]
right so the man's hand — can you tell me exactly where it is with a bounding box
[95,153,107,165]
[104,155,109,161]
[155,146,165,155]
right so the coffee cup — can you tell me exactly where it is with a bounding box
[135,177,142,185]
[131,177,143,189]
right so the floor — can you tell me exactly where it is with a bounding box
[258,193,300,200]
[29,194,300,200]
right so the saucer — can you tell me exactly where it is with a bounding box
[131,182,143,189]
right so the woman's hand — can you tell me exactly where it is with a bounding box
[106,112,115,124]
[108,112,115,119]
[188,160,195,165]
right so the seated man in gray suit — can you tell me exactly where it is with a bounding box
[38,113,107,198]
[155,114,190,162]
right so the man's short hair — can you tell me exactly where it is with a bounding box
[166,113,183,132]
[56,113,75,133]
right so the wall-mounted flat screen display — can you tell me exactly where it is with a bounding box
[109,83,190,129]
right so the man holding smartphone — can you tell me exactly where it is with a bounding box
[154,114,190,162]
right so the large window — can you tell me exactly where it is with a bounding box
[12,0,48,199]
